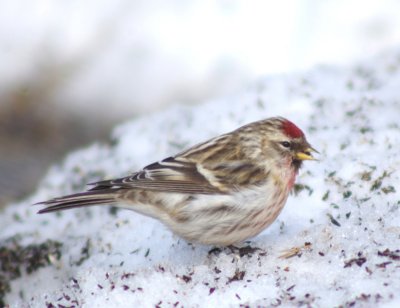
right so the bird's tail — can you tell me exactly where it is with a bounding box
[36,189,119,214]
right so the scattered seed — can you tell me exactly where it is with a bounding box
[344,256,367,268]
[227,270,245,284]
[376,262,392,268]
[378,249,400,260]
[181,275,192,283]
[286,285,295,292]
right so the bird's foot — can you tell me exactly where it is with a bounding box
[208,243,264,258]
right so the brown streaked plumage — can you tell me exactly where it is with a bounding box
[36,117,317,246]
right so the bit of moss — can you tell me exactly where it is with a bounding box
[12,213,23,223]
[381,186,396,194]
[327,213,341,227]
[360,171,372,181]
[359,126,372,134]
[346,80,354,90]
[293,184,314,196]
[328,171,336,178]
[370,180,382,192]
[322,190,330,201]
[331,203,340,209]
[108,206,119,216]
[72,165,82,174]
[256,99,265,109]
[343,191,352,199]
[308,126,317,133]
[370,171,391,191]
[0,238,62,306]
[74,239,91,266]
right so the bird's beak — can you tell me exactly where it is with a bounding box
[295,147,319,161]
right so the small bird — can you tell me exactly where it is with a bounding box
[37,117,317,246]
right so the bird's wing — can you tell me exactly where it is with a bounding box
[89,130,266,195]
[88,156,226,195]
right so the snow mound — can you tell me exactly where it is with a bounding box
[1,50,400,307]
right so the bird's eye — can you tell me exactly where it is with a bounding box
[280,141,291,148]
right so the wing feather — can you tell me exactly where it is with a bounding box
[88,156,225,194]
[88,132,267,195]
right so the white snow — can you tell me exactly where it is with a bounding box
[1,49,400,307]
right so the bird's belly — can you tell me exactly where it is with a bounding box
[164,185,289,246]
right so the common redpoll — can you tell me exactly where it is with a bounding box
[37,117,317,246]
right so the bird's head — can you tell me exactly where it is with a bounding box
[275,118,318,169]
[239,117,318,170]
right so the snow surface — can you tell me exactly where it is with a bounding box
[2,49,400,307]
